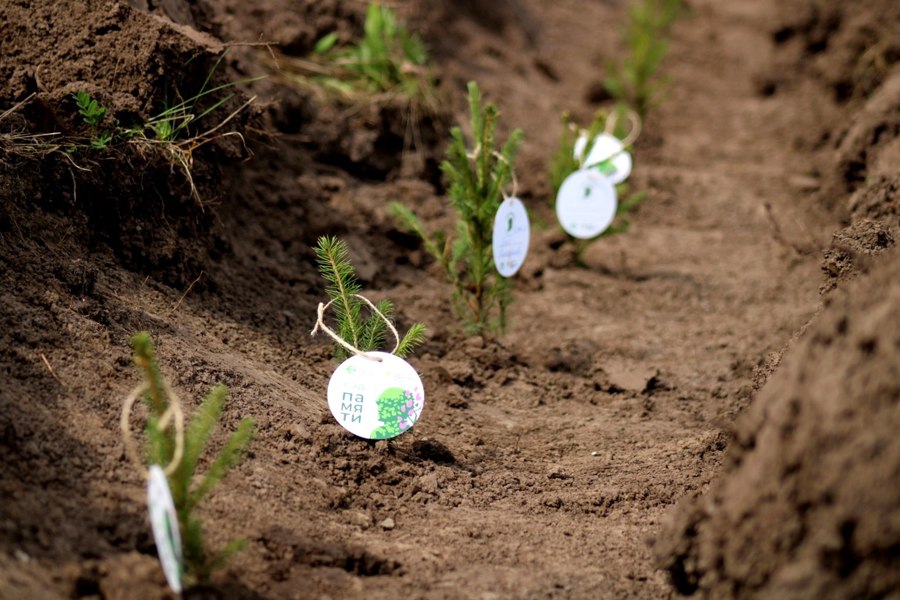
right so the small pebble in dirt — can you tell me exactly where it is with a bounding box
[380,517,395,531]
[416,473,440,495]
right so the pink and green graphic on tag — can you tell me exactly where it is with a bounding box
[371,387,424,439]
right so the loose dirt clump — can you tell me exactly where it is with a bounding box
[0,0,258,286]
[655,3,900,595]
[655,248,900,599]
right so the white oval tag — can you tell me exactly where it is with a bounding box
[555,170,618,239]
[327,352,425,439]
[574,133,632,185]
[492,196,530,277]
[147,465,183,594]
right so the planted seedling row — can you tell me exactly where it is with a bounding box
[115,2,683,591]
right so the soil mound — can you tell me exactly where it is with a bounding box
[656,249,900,598]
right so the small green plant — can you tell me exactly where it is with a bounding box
[549,109,648,267]
[67,56,258,200]
[312,3,436,109]
[124,53,260,202]
[128,53,259,144]
[74,91,106,127]
[604,0,682,118]
[314,236,426,359]
[131,332,255,585]
[391,81,523,334]
[91,130,113,150]
[73,91,112,149]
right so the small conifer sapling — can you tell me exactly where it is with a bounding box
[314,236,426,359]
[549,108,648,266]
[130,332,255,585]
[391,81,523,334]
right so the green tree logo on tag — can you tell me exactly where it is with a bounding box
[371,387,423,439]
[595,159,617,176]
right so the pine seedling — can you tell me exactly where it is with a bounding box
[131,332,255,585]
[603,0,683,118]
[550,109,648,267]
[314,236,426,359]
[391,81,523,334]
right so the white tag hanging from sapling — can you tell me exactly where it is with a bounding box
[492,196,530,277]
[573,133,632,185]
[327,351,425,440]
[556,169,618,239]
[147,465,183,594]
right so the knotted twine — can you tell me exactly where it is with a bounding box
[120,379,185,478]
[576,109,643,170]
[310,294,401,362]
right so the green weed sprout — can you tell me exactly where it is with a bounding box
[74,91,106,127]
[312,3,436,109]
[68,55,258,201]
[390,81,523,334]
[550,109,648,266]
[131,332,255,585]
[314,236,426,359]
[136,53,257,143]
[604,0,682,118]
[124,52,260,202]
[73,91,112,149]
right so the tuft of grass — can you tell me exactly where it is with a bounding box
[314,236,426,359]
[311,3,437,110]
[122,52,261,202]
[65,53,261,201]
[391,81,523,334]
[603,0,683,118]
[130,332,255,586]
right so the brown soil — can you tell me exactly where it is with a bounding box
[0,1,897,600]
[656,246,900,600]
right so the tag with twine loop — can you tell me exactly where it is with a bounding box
[310,294,401,362]
[120,379,185,478]
[572,109,643,170]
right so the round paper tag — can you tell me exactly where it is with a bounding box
[147,465,183,594]
[327,352,425,439]
[555,170,618,239]
[573,133,632,185]
[492,196,530,277]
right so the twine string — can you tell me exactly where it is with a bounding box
[120,380,185,479]
[491,150,519,201]
[582,110,643,171]
[310,294,401,361]
[604,109,643,148]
